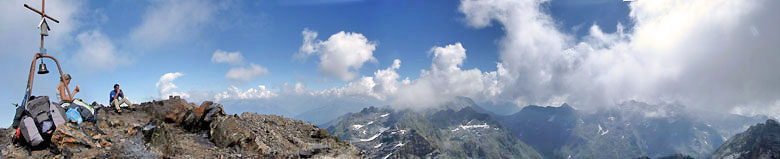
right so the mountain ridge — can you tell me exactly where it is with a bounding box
[327,99,541,159]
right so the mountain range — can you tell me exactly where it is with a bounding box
[325,97,772,159]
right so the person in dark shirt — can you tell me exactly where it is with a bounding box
[110,84,134,112]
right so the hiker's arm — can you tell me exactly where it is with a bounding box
[68,86,78,100]
[113,90,119,100]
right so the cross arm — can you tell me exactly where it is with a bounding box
[24,4,60,23]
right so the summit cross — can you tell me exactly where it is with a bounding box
[24,0,61,50]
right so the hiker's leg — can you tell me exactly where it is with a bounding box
[112,100,121,112]
[121,98,134,109]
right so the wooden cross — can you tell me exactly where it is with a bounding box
[24,0,60,50]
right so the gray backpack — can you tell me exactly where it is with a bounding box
[12,96,68,147]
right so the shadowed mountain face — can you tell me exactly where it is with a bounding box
[327,98,541,159]
[497,104,578,158]
[712,119,780,159]
[498,101,768,159]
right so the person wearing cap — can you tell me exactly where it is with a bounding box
[57,73,79,103]
[110,84,134,113]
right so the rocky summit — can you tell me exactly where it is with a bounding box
[0,96,360,158]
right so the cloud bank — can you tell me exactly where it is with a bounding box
[214,85,277,102]
[284,0,780,117]
[452,0,780,113]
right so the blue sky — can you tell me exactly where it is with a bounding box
[3,0,778,126]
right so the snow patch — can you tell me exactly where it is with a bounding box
[360,132,382,142]
[380,113,389,118]
[352,121,374,130]
[452,123,491,131]
[374,143,383,149]
[598,124,609,136]
[394,142,405,148]
[382,153,393,159]
[359,127,389,142]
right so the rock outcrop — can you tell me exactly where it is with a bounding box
[712,119,780,159]
[0,96,361,158]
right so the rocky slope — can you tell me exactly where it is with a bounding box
[712,119,780,159]
[0,96,360,158]
[328,97,541,159]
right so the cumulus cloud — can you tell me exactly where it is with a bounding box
[211,50,244,65]
[392,43,493,109]
[453,0,780,115]
[225,63,269,83]
[156,72,189,99]
[214,85,277,102]
[296,29,378,81]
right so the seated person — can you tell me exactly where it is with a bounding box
[57,74,79,103]
[110,84,135,112]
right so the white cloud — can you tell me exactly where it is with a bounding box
[454,0,780,115]
[129,0,219,49]
[304,43,488,109]
[156,72,189,99]
[72,30,126,72]
[211,49,244,65]
[310,59,405,100]
[296,28,319,59]
[225,63,269,83]
[430,43,467,72]
[305,0,780,114]
[214,85,277,102]
[296,29,378,81]
[211,49,269,83]
[391,43,492,109]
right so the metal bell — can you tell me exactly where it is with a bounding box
[37,62,49,74]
